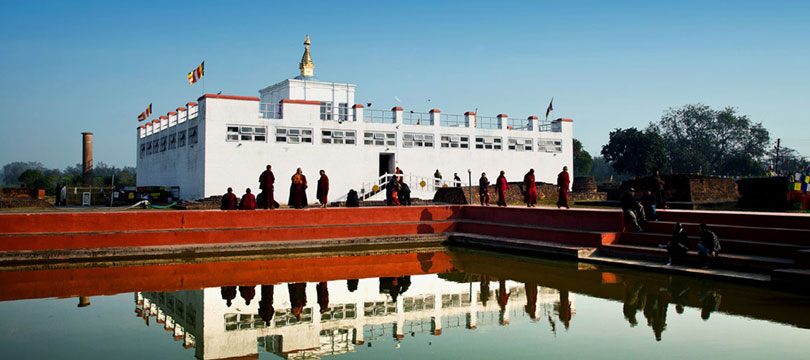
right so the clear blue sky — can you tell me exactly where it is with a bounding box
[1,0,808,169]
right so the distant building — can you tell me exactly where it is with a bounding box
[136,36,574,202]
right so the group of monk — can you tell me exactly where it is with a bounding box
[220,165,330,210]
[477,166,570,208]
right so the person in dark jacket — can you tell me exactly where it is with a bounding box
[398,178,411,206]
[664,222,690,266]
[621,188,645,232]
[221,187,238,210]
[479,172,490,206]
[641,190,657,221]
[697,223,721,268]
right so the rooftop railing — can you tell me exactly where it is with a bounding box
[402,111,433,126]
[363,109,396,124]
[507,118,532,131]
[475,116,501,129]
[440,113,468,127]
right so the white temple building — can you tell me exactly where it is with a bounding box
[136,36,574,203]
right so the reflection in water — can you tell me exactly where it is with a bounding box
[258,285,274,325]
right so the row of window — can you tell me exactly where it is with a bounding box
[320,101,350,121]
[221,125,562,152]
[139,126,198,158]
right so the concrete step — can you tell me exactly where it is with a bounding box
[600,243,794,273]
[619,231,808,258]
[446,232,597,260]
[461,206,624,232]
[771,268,810,293]
[641,221,810,246]
[657,209,810,230]
[455,220,618,247]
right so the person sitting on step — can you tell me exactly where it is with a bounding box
[697,223,721,269]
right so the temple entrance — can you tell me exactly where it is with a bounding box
[379,153,395,177]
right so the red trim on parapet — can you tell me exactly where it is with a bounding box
[352,104,364,108]
[159,116,168,120]
[528,116,538,119]
[392,106,403,111]
[199,94,260,101]
[464,112,476,116]
[152,120,160,124]
[554,118,574,122]
[429,109,440,113]
[279,99,321,105]
[497,114,508,118]
[187,102,197,106]
[176,107,186,111]
[138,125,146,129]
[168,112,177,115]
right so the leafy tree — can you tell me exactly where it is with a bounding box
[601,128,670,176]
[572,139,593,177]
[767,146,809,175]
[2,161,45,186]
[17,169,57,194]
[649,104,770,175]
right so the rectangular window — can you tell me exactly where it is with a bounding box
[440,135,470,149]
[538,138,563,153]
[338,103,349,121]
[227,126,239,141]
[140,143,146,158]
[364,131,396,146]
[152,139,159,153]
[475,136,502,150]
[188,106,198,119]
[275,127,313,144]
[508,137,533,151]
[169,133,177,150]
[320,101,333,120]
[189,126,198,144]
[254,127,267,142]
[322,129,356,145]
[160,136,167,152]
[402,133,434,148]
[146,142,152,155]
[178,130,186,147]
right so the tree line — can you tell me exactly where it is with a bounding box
[575,103,807,180]
[1,161,136,195]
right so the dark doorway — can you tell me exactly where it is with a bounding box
[379,153,395,177]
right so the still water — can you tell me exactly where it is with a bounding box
[1,246,808,359]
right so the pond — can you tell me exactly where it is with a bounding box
[0,246,808,359]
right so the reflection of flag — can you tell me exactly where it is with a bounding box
[188,61,204,85]
[545,98,554,120]
[137,103,152,121]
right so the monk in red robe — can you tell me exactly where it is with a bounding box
[239,188,256,210]
[258,165,275,209]
[316,282,329,313]
[288,283,307,321]
[316,169,329,208]
[523,169,537,207]
[557,166,570,209]
[496,170,509,207]
[289,168,308,209]
[221,187,238,210]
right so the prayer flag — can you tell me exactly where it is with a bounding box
[137,103,152,121]
[545,98,554,120]
[188,61,204,85]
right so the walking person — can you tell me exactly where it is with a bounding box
[524,169,537,207]
[221,187,238,210]
[697,224,721,269]
[557,166,570,209]
[479,172,491,206]
[289,168,308,209]
[316,169,329,208]
[398,178,411,206]
[239,188,256,210]
[258,165,275,209]
[496,170,509,207]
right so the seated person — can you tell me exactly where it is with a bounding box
[661,222,690,266]
[697,223,721,268]
[621,188,646,232]
[641,190,657,221]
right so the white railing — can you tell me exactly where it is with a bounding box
[476,116,501,129]
[402,112,433,126]
[507,117,533,131]
[363,109,396,124]
[333,172,459,203]
[440,113,468,127]
[260,103,282,119]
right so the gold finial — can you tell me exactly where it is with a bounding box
[299,34,314,77]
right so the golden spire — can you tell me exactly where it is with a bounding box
[299,34,314,77]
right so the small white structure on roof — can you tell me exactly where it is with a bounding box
[136,36,573,203]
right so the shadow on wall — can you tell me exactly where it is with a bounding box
[417,208,434,234]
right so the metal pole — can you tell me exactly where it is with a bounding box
[467,169,472,205]
[775,138,781,175]
[109,173,115,207]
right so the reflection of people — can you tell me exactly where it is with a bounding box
[523,169,537,207]
[668,276,691,314]
[316,282,329,313]
[558,290,572,329]
[622,282,644,326]
[556,166,570,209]
[524,282,538,320]
[258,285,275,325]
[221,286,237,307]
[699,288,722,321]
[239,285,255,306]
[697,224,721,269]
[496,279,510,311]
[479,275,491,306]
[288,283,307,321]
[346,279,359,292]
[644,292,669,341]
[379,276,411,302]
[479,173,490,206]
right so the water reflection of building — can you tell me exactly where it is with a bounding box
[134,274,576,359]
